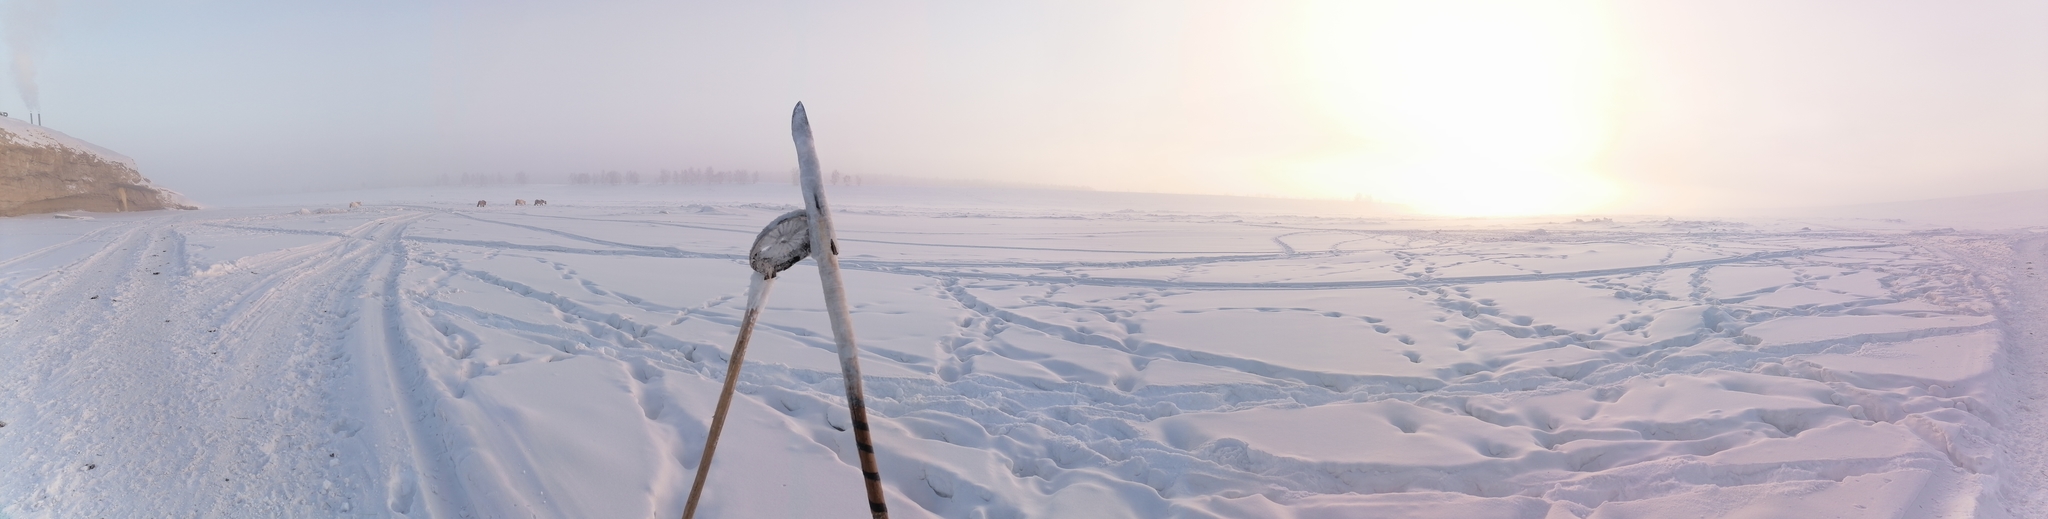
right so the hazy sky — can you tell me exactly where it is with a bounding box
[5,0,2046,215]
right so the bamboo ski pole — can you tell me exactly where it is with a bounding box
[680,273,773,519]
[682,209,811,519]
[792,102,891,519]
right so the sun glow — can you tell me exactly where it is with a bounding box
[1287,0,1621,216]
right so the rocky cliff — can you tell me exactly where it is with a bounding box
[0,116,194,217]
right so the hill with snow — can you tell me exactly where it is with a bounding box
[0,116,195,217]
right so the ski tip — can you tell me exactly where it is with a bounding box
[792,102,810,137]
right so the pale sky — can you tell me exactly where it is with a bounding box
[6,0,2046,216]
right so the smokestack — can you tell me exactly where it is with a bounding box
[6,0,60,119]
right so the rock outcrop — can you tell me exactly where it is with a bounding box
[0,116,194,217]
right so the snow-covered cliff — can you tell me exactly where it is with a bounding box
[0,116,194,216]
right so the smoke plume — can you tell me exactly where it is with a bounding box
[3,0,62,112]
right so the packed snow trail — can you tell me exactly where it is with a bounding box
[1948,234,2048,516]
[0,192,2032,518]
[2011,237,2048,515]
[0,210,425,515]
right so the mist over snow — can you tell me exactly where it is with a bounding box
[0,0,2043,214]
[5,0,2048,517]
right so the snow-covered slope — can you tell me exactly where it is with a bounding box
[0,116,195,216]
[0,186,2038,518]
[0,116,138,169]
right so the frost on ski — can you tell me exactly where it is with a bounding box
[0,187,2017,518]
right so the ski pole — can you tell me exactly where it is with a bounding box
[791,102,890,519]
[682,209,813,519]
[680,274,769,519]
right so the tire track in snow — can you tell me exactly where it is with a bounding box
[0,218,135,272]
[878,237,2005,505]
[342,211,522,518]
[938,278,1485,398]
[322,208,2010,515]
[0,218,163,334]
[440,216,1941,508]
[514,211,1276,254]
[394,211,1882,285]
[0,210,432,517]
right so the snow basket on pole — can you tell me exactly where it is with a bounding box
[680,103,890,519]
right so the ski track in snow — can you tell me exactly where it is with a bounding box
[0,198,2037,518]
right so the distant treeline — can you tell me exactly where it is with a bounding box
[441,172,531,185]
[570,168,772,186]
[436,169,1082,191]
[578,168,867,186]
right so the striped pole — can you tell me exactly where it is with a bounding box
[791,102,890,518]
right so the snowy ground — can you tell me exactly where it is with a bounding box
[1,185,2043,518]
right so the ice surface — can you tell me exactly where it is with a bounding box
[0,185,2038,518]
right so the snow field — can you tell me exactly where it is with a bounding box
[0,188,2036,518]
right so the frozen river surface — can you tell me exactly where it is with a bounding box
[1,186,2042,518]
